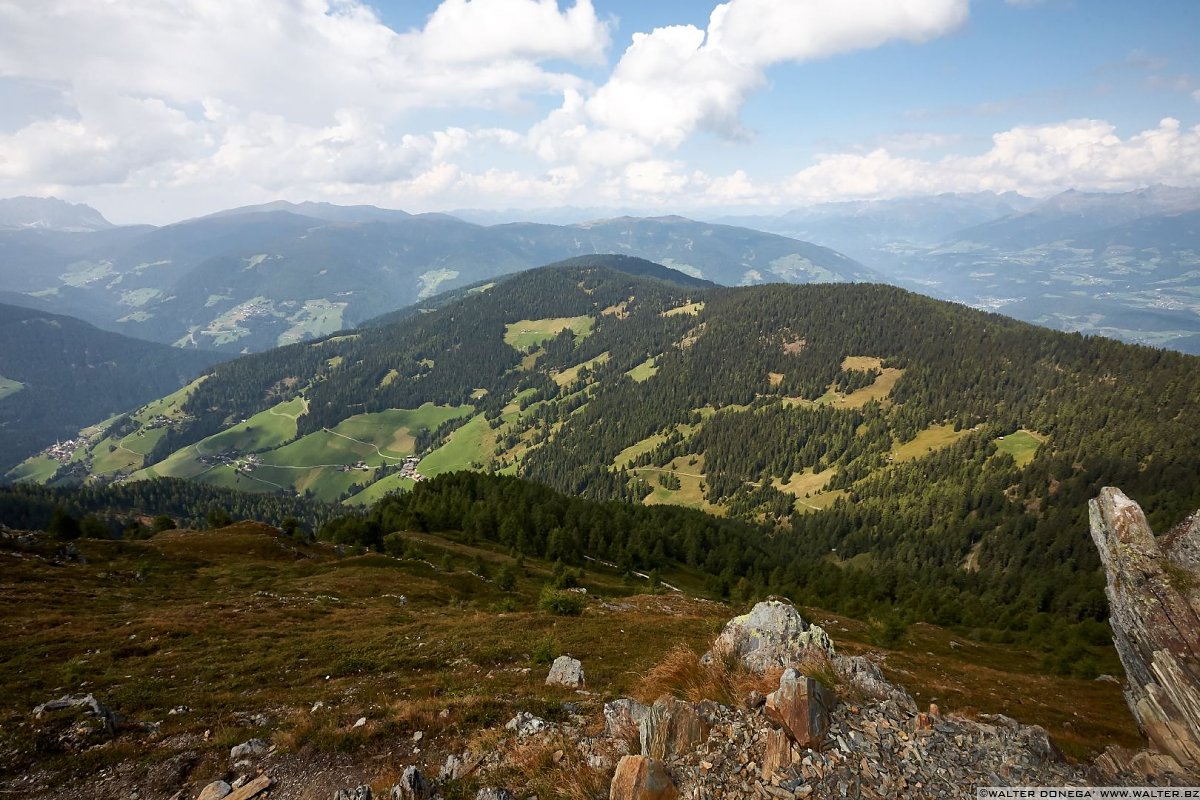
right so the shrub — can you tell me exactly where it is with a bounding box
[530,635,558,666]
[866,613,908,648]
[538,586,585,616]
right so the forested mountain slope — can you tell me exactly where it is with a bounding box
[0,304,223,469]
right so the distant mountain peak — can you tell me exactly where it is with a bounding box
[203,200,412,224]
[0,196,114,232]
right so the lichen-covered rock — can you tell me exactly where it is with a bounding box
[545,655,585,688]
[32,693,119,736]
[1089,487,1200,779]
[504,711,549,737]
[474,790,515,800]
[639,695,710,760]
[703,599,834,672]
[334,787,372,800]
[763,668,835,749]
[609,755,678,800]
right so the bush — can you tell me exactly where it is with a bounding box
[866,612,908,648]
[496,564,517,592]
[538,586,585,616]
[531,635,558,666]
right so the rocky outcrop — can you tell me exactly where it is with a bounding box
[545,655,585,688]
[1088,487,1200,780]
[610,755,679,800]
[605,698,650,739]
[32,693,119,736]
[763,668,835,749]
[389,766,432,800]
[832,654,918,714]
[703,598,834,672]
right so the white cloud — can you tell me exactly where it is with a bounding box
[2,0,1195,220]
[532,0,969,166]
[0,0,609,202]
[409,0,610,65]
[782,118,1200,203]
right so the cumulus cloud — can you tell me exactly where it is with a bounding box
[0,0,609,205]
[532,0,969,166]
[782,118,1200,203]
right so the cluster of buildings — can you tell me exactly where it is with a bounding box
[398,455,425,482]
[44,438,85,464]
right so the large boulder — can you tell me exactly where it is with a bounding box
[1089,487,1200,780]
[609,755,678,800]
[229,738,270,761]
[703,599,834,672]
[764,668,835,749]
[545,655,585,688]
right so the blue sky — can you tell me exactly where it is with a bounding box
[0,0,1197,223]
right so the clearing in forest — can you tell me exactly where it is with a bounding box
[634,453,723,515]
[783,356,904,409]
[503,316,595,351]
[611,423,698,469]
[552,352,609,387]
[995,429,1045,467]
[625,356,659,382]
[662,300,704,317]
[890,423,973,462]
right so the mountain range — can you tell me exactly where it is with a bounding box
[0,198,872,354]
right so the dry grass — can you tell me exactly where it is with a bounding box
[482,728,616,800]
[634,644,782,707]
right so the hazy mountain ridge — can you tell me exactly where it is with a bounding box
[724,187,1200,354]
[0,196,114,232]
[0,200,873,354]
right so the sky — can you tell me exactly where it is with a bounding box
[0,0,1198,225]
